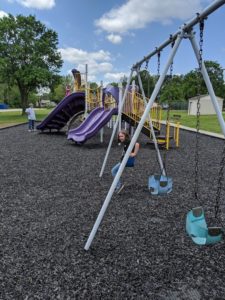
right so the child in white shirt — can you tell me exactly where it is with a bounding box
[25,103,36,132]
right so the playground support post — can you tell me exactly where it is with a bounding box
[84,64,88,117]
[100,81,104,143]
[99,70,134,178]
[136,70,166,176]
[118,81,123,132]
[189,33,225,138]
[85,33,183,251]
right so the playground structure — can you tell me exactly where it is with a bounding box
[122,85,180,149]
[38,64,180,147]
[36,92,85,132]
[67,85,118,144]
[84,0,225,250]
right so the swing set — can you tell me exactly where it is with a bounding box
[84,0,225,250]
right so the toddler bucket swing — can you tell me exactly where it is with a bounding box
[148,50,173,196]
[186,207,222,245]
[186,20,223,246]
[148,174,172,195]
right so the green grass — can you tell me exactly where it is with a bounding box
[0,108,52,126]
[1,108,224,134]
[161,110,225,134]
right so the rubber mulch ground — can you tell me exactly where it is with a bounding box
[1,124,225,299]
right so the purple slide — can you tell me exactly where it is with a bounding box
[37,92,85,131]
[67,107,118,143]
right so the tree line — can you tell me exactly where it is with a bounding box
[129,60,225,109]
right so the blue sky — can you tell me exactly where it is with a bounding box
[0,0,225,85]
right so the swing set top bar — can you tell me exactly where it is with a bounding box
[132,0,225,69]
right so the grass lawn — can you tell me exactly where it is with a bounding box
[161,110,225,134]
[0,108,52,128]
[0,108,225,134]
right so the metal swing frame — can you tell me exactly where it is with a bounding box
[84,0,225,250]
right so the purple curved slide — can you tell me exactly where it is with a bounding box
[37,92,85,131]
[67,107,118,143]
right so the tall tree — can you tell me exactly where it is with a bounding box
[0,14,63,112]
[160,75,184,104]
[183,60,225,100]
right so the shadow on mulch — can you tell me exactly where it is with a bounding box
[0,124,225,299]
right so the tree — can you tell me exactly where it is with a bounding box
[204,61,225,98]
[132,70,155,98]
[0,14,63,112]
[160,75,184,104]
[50,82,65,103]
[89,82,98,89]
[183,60,225,100]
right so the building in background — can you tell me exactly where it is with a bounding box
[188,95,223,115]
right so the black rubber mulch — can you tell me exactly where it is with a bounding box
[1,124,225,299]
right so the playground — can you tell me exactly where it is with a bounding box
[0,123,225,299]
[1,0,225,299]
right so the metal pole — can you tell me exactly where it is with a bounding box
[84,64,88,117]
[190,34,225,137]
[136,70,166,175]
[84,33,183,251]
[100,81,104,143]
[99,70,134,178]
[118,81,123,132]
[133,0,225,69]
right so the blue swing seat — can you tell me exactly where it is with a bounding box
[186,207,222,245]
[148,174,173,195]
[126,157,135,167]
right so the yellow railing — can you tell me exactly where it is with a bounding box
[75,86,118,113]
[122,90,180,149]
[172,121,180,148]
[123,91,162,132]
[104,94,117,110]
[159,120,180,150]
[86,87,102,112]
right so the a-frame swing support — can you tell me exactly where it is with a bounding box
[136,69,166,176]
[84,0,225,251]
[84,33,183,251]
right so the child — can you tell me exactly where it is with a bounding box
[65,85,71,96]
[25,103,36,132]
[111,129,140,193]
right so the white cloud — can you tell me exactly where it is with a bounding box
[95,0,205,43]
[104,72,129,82]
[16,0,55,9]
[59,48,111,64]
[0,11,8,18]
[107,34,122,44]
[77,62,113,76]
[59,47,114,81]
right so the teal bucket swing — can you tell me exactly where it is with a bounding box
[147,51,173,196]
[186,207,222,245]
[185,19,223,246]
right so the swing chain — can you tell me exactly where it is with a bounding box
[194,20,204,202]
[199,20,204,69]
[157,51,161,77]
[145,59,149,70]
[166,41,174,127]
[215,140,225,220]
